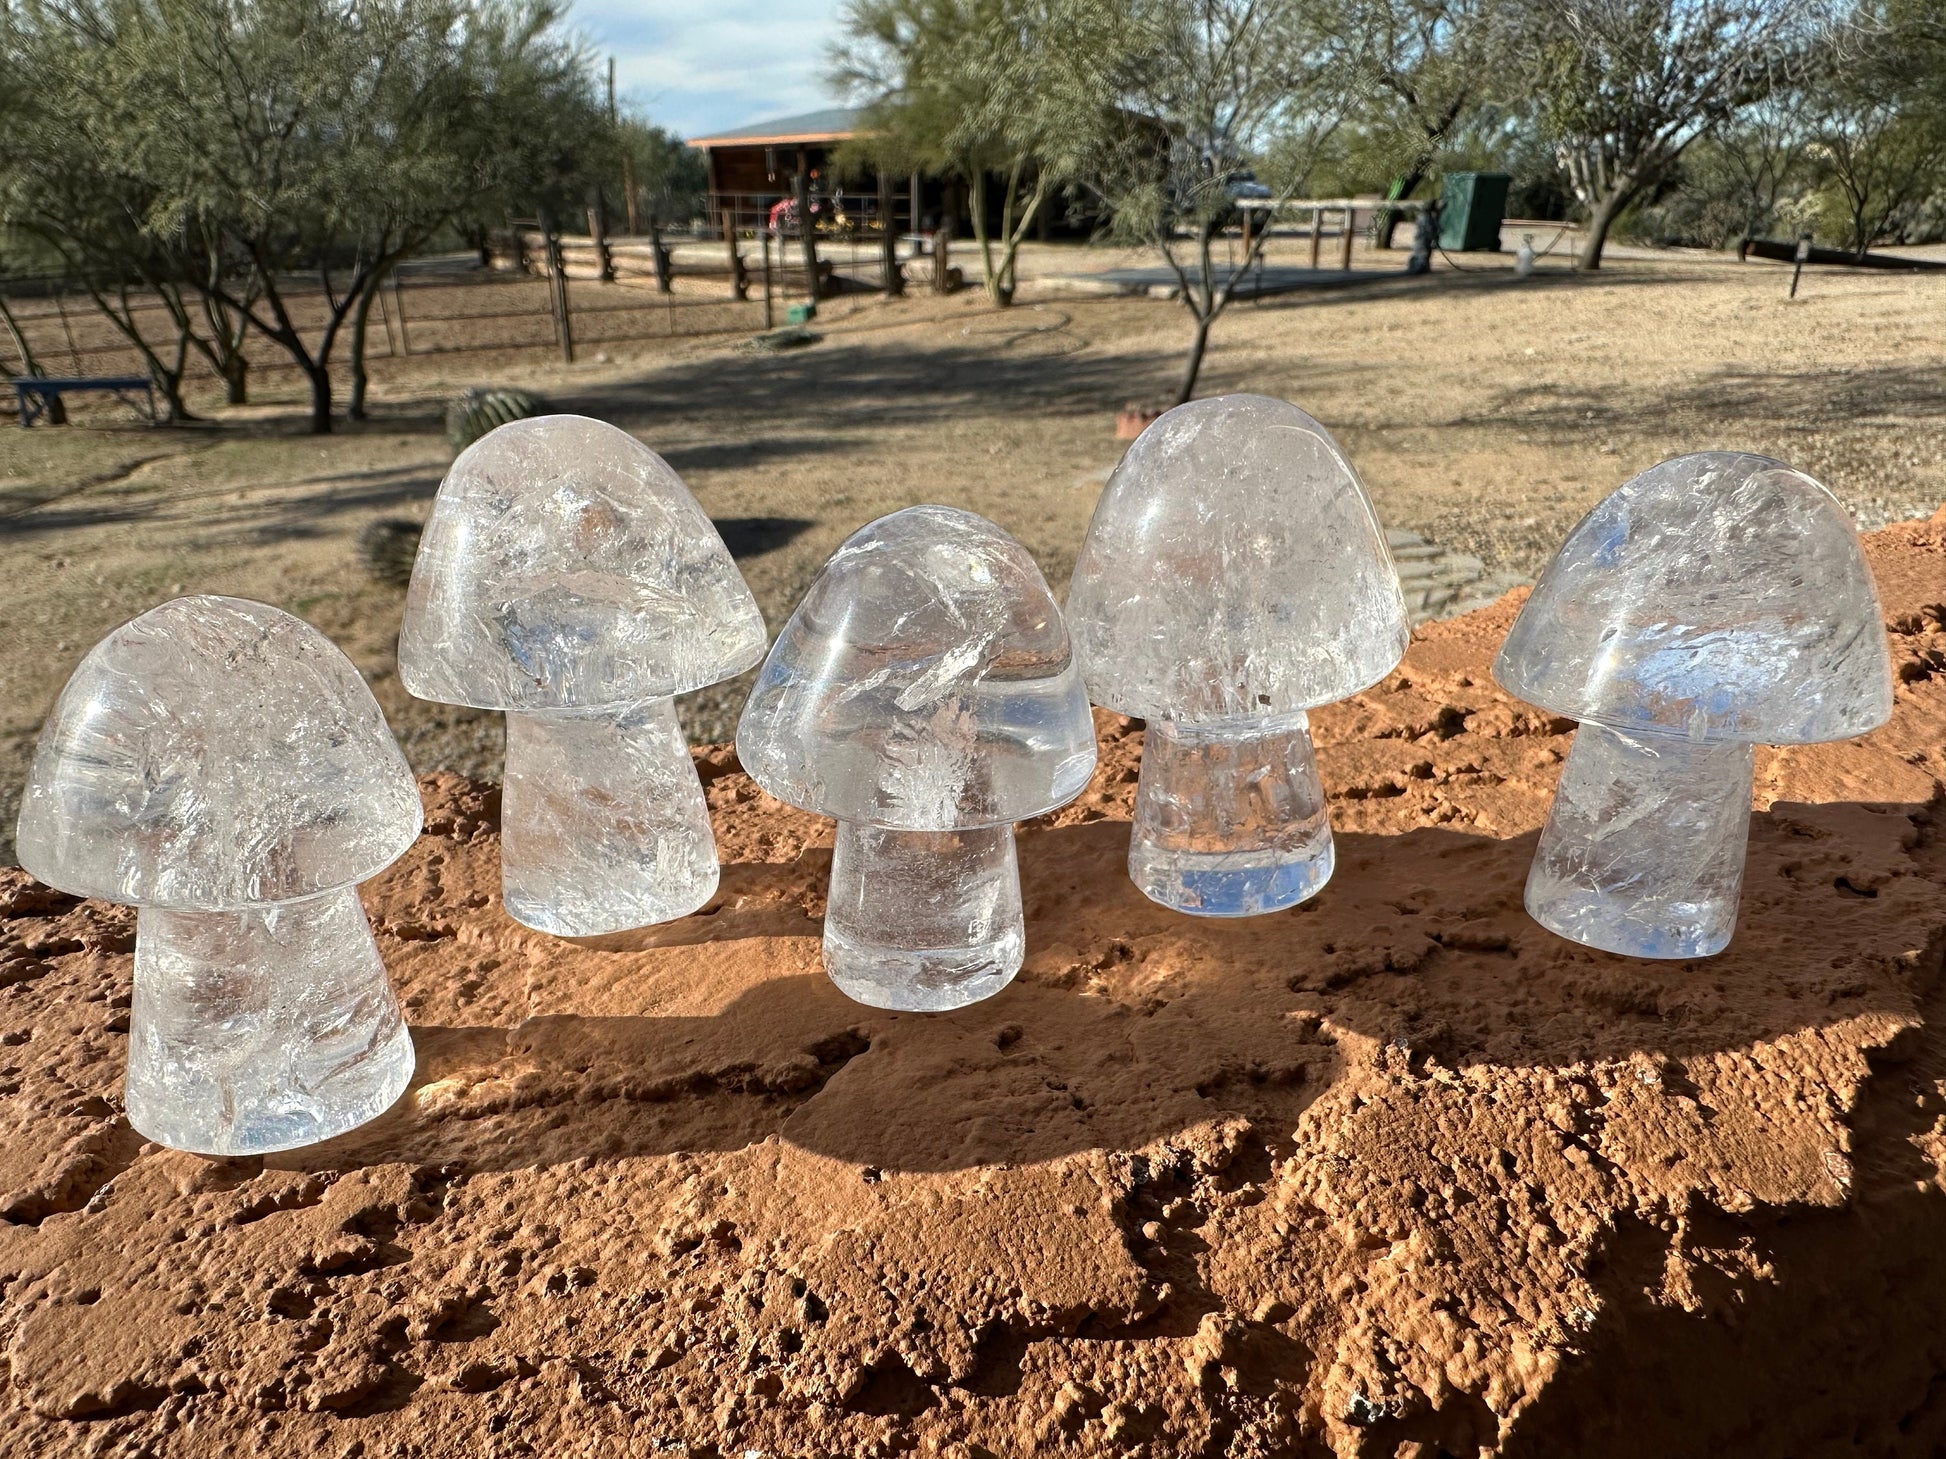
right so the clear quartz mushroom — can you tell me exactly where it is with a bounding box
[736,506,1097,1011]
[398,415,766,936]
[15,597,421,1155]
[1066,395,1410,915]
[1495,452,1894,958]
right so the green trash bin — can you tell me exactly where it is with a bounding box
[1440,172,1511,252]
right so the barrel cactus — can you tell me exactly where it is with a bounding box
[445,386,546,451]
[355,518,424,588]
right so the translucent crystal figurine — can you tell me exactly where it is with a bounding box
[398,415,766,936]
[1496,452,1894,958]
[737,506,1097,1010]
[15,597,421,1155]
[1066,394,1410,915]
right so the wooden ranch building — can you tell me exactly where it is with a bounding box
[688,107,949,242]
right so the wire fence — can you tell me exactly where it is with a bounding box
[0,255,779,391]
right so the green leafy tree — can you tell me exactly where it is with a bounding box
[617,118,708,227]
[1087,0,1363,404]
[834,0,1123,306]
[1340,0,1507,245]
[1805,1,1946,257]
[1515,0,1834,270]
[1,0,615,431]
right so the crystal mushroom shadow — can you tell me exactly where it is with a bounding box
[397,414,767,937]
[736,505,1098,1011]
[1495,451,1895,958]
[14,596,421,1155]
[1066,394,1410,916]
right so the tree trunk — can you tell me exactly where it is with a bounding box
[154,371,192,425]
[347,276,382,421]
[1172,313,1213,407]
[0,294,66,424]
[222,354,248,405]
[306,363,333,435]
[968,167,1005,307]
[795,150,819,299]
[1376,167,1426,250]
[1576,186,1630,271]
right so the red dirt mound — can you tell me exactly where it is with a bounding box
[2,518,1943,1458]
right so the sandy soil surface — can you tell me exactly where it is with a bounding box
[4,242,1944,864]
[0,515,1941,1457]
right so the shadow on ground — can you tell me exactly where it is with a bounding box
[280,791,1941,1178]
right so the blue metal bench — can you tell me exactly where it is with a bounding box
[10,374,156,426]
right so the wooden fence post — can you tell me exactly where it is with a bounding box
[545,228,574,363]
[649,214,672,294]
[933,224,952,295]
[1308,206,1323,270]
[761,230,774,330]
[724,217,748,301]
[1340,206,1355,270]
[391,275,410,355]
[588,207,614,283]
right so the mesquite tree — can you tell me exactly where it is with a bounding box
[1,0,613,431]
[1088,0,1362,405]
[835,0,1123,307]
[1517,0,1835,270]
[1343,0,1505,246]
[1806,1,1946,258]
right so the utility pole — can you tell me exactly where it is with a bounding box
[795,147,819,306]
[611,57,640,236]
[878,169,902,297]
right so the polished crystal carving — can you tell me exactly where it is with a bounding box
[1067,394,1409,915]
[1497,452,1894,957]
[737,505,1097,1009]
[15,596,420,1154]
[398,415,765,935]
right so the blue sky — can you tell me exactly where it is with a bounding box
[575,1,849,140]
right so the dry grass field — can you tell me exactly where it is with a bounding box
[4,237,1943,861]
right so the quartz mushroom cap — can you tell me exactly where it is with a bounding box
[1067,393,1409,722]
[1495,451,1893,743]
[396,414,767,937]
[1494,451,1894,960]
[737,504,1097,831]
[398,414,766,710]
[17,596,422,907]
[737,505,1096,1011]
[15,596,419,1155]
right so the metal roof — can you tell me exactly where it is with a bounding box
[687,107,864,149]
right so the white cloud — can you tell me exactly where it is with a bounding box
[574,0,847,139]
